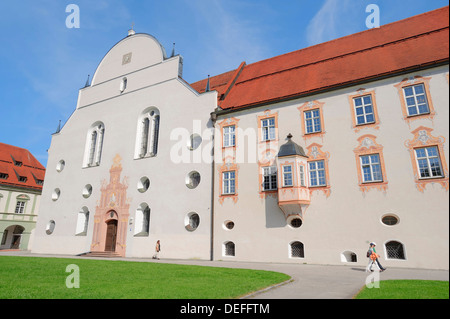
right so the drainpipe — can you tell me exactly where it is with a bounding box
[209,110,218,261]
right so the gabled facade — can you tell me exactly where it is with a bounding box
[0,143,45,250]
[32,32,217,259]
[33,7,449,269]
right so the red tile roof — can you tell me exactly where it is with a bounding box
[0,142,45,191]
[190,6,449,111]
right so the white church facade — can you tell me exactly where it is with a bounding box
[33,6,449,270]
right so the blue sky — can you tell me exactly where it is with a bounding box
[0,0,448,167]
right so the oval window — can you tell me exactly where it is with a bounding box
[82,184,93,198]
[185,171,201,189]
[56,160,65,172]
[382,215,399,226]
[224,220,235,230]
[188,134,202,150]
[46,220,56,235]
[185,212,200,232]
[52,188,61,201]
[137,177,150,193]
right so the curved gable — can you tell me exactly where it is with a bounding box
[91,33,167,85]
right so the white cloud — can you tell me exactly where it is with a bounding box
[306,0,363,46]
[183,0,270,79]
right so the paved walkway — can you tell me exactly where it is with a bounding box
[1,251,448,299]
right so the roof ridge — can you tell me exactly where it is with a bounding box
[235,27,449,86]
[218,61,246,105]
[243,6,449,72]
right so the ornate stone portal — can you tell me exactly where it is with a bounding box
[90,154,130,256]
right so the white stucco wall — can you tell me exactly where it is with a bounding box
[213,66,449,270]
[33,33,216,260]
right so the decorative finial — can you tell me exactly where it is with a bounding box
[128,22,136,36]
[55,120,61,134]
[171,43,176,57]
[205,75,211,92]
[287,133,293,139]
[84,74,90,88]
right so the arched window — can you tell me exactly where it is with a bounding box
[385,240,406,260]
[75,207,90,236]
[224,241,235,257]
[84,122,105,167]
[341,251,357,263]
[290,241,304,258]
[136,108,160,158]
[134,203,150,236]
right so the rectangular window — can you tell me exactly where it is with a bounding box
[263,166,277,191]
[353,95,375,125]
[415,146,443,178]
[309,160,326,187]
[299,165,305,187]
[223,125,236,147]
[403,84,430,116]
[261,118,276,141]
[360,154,383,183]
[304,109,322,134]
[283,165,293,187]
[222,171,236,194]
[15,201,26,214]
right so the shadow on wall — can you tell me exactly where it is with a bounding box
[264,196,286,228]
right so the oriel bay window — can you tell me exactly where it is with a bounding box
[282,165,293,187]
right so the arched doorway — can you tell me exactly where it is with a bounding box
[104,219,118,252]
[1,225,25,249]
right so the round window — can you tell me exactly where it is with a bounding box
[185,212,200,232]
[224,220,235,230]
[188,134,202,150]
[289,217,302,228]
[137,177,150,193]
[186,171,201,189]
[52,188,61,201]
[82,184,93,198]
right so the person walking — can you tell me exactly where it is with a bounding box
[153,240,161,260]
[366,242,386,272]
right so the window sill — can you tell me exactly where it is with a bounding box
[406,112,431,118]
[134,232,149,237]
[418,176,445,181]
[361,180,384,184]
[221,193,236,196]
[304,131,323,135]
[358,181,388,193]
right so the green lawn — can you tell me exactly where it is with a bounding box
[355,280,449,299]
[0,256,290,299]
